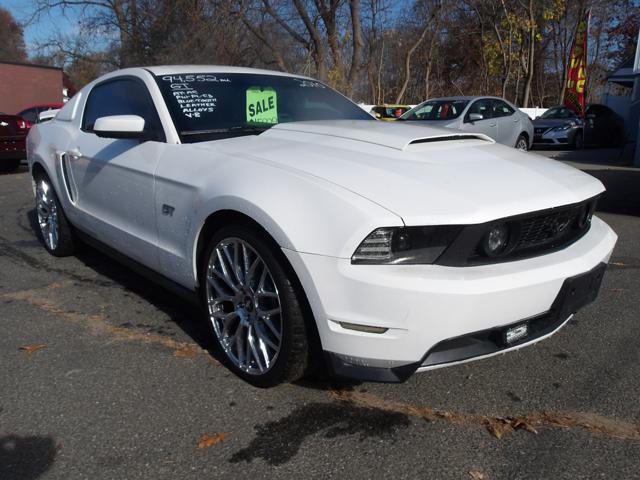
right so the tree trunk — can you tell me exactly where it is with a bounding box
[521,0,535,108]
[346,0,364,97]
[395,1,441,104]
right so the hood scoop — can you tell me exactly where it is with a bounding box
[269,120,492,151]
[408,134,491,146]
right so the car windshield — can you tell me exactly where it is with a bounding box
[155,73,373,142]
[372,106,409,119]
[539,107,577,119]
[400,100,469,121]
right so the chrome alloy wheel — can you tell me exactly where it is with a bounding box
[516,137,528,151]
[36,179,59,251]
[205,237,283,375]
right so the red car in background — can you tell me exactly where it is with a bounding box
[0,112,29,172]
[17,103,65,127]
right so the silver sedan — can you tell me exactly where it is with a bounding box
[399,96,534,150]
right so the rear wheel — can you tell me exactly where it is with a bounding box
[515,134,528,151]
[34,173,75,256]
[201,224,309,387]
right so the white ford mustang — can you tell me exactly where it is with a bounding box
[27,66,617,387]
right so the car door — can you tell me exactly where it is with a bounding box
[460,98,497,140]
[66,76,166,269]
[491,99,519,146]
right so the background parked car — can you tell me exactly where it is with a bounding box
[370,104,411,120]
[399,96,533,150]
[0,112,28,171]
[16,103,65,128]
[532,104,624,149]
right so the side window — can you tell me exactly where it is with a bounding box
[492,99,515,118]
[587,105,608,118]
[466,99,492,120]
[19,108,38,124]
[82,78,164,140]
[412,104,434,120]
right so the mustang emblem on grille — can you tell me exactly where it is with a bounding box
[550,217,571,235]
[0,121,8,127]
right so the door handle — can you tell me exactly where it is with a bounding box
[489,123,497,127]
[67,148,82,159]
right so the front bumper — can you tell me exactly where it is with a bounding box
[284,216,617,382]
[533,128,577,146]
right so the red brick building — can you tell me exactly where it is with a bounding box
[0,61,63,114]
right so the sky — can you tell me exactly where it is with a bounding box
[0,0,83,54]
[1,0,413,57]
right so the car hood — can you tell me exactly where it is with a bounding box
[210,120,604,225]
[533,118,581,128]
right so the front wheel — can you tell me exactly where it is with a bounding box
[34,174,75,256]
[572,131,584,149]
[201,225,310,387]
[515,134,529,151]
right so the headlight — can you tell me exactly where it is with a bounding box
[551,123,574,132]
[351,226,461,265]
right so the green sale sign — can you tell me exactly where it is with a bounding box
[246,86,278,124]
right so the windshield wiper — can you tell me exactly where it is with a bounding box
[180,126,268,136]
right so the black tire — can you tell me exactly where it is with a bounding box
[34,172,76,256]
[0,159,21,172]
[611,128,625,148]
[572,131,584,149]
[200,224,310,387]
[515,134,529,151]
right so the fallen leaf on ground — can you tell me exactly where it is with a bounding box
[609,261,625,267]
[485,418,512,439]
[468,470,489,479]
[18,344,47,354]
[610,288,625,293]
[512,418,539,434]
[173,344,200,357]
[197,433,226,449]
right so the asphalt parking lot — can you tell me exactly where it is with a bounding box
[1,150,639,479]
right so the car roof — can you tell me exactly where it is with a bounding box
[20,103,64,109]
[422,96,510,102]
[142,65,313,80]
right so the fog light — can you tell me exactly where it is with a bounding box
[504,323,528,345]
[482,223,510,256]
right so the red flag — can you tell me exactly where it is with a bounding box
[564,9,590,117]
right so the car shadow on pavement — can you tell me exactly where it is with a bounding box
[0,434,57,480]
[24,207,217,357]
[584,168,640,217]
[0,165,29,176]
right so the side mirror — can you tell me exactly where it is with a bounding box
[39,109,59,123]
[467,112,483,122]
[94,115,146,139]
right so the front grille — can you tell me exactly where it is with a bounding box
[436,197,598,266]
[517,204,583,249]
